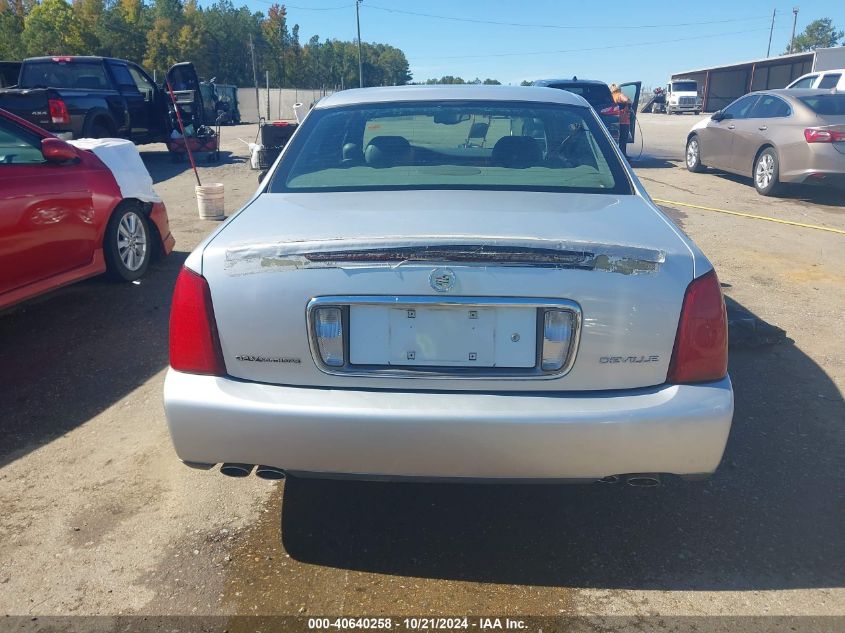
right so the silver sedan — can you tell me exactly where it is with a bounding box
[164,85,733,484]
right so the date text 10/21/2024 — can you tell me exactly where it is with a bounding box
[307,617,529,630]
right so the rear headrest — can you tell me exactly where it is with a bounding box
[365,136,411,167]
[342,142,364,164]
[491,136,541,168]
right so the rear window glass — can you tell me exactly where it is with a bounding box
[818,74,841,89]
[799,95,845,115]
[109,63,137,89]
[789,76,816,88]
[20,61,109,90]
[269,100,631,195]
[752,95,791,118]
[545,84,613,108]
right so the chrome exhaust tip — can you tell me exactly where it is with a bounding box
[255,465,286,480]
[597,475,620,484]
[220,463,254,477]
[626,474,661,487]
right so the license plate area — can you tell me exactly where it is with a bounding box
[307,296,582,380]
[350,305,537,368]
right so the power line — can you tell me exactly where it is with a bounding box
[414,26,791,60]
[282,2,353,10]
[364,4,773,30]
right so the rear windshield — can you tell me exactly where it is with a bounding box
[269,100,631,195]
[545,83,613,108]
[799,95,845,116]
[19,61,109,90]
[672,81,697,92]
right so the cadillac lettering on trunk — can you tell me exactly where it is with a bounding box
[164,85,733,484]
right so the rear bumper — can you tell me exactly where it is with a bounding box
[782,169,845,186]
[149,202,175,255]
[164,371,734,480]
[782,145,845,184]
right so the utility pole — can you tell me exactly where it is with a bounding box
[356,0,363,88]
[789,6,799,54]
[249,33,260,119]
[766,8,776,57]
[279,22,285,119]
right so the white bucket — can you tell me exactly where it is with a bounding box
[249,143,262,170]
[196,183,225,220]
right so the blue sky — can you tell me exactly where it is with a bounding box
[243,0,845,87]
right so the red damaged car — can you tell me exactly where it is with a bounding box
[0,108,174,310]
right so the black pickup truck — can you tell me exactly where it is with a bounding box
[0,56,205,143]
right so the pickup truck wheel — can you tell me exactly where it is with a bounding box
[104,204,151,281]
[87,121,112,139]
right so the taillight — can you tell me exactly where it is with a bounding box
[600,105,621,116]
[667,269,728,384]
[169,267,226,376]
[48,98,70,125]
[804,127,845,143]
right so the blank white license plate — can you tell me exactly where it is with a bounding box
[349,305,537,368]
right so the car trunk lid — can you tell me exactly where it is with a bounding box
[200,190,696,392]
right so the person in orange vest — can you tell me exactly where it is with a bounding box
[610,84,631,158]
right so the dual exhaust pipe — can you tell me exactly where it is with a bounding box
[219,463,286,480]
[598,474,662,487]
[219,465,659,486]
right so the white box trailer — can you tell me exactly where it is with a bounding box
[813,46,845,71]
[670,46,845,112]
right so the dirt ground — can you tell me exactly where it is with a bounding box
[0,114,843,625]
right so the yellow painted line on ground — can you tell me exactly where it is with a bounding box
[653,198,845,236]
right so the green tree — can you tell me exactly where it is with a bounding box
[519,80,533,86]
[98,0,150,62]
[73,0,104,55]
[177,0,207,66]
[144,17,180,72]
[22,0,82,55]
[0,9,25,59]
[260,2,289,86]
[482,78,501,85]
[8,0,414,90]
[786,18,843,53]
[373,44,410,86]
[425,75,466,84]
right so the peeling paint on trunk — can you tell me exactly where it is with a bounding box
[224,236,665,277]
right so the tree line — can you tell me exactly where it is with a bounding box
[417,76,501,85]
[0,0,412,89]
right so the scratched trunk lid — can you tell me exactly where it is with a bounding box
[200,189,696,392]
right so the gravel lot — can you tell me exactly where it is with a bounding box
[0,114,843,624]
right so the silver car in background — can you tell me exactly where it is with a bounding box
[685,89,845,195]
[164,85,732,484]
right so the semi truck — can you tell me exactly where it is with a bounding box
[665,78,702,115]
